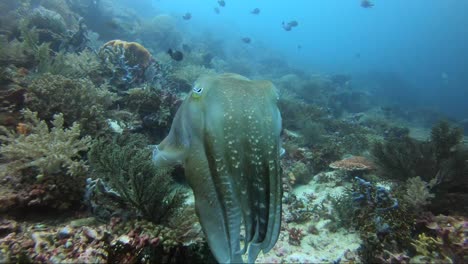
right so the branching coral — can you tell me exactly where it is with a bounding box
[0,109,91,179]
[0,36,35,68]
[26,73,116,136]
[40,49,104,82]
[88,134,187,224]
[288,227,305,246]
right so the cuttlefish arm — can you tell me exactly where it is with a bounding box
[153,73,282,263]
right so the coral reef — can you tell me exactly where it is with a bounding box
[288,227,305,246]
[0,109,91,179]
[329,156,375,173]
[0,66,28,129]
[403,176,435,211]
[88,133,187,224]
[430,120,463,163]
[122,87,181,139]
[0,1,466,262]
[25,6,67,50]
[0,110,91,211]
[412,214,467,263]
[0,217,212,263]
[40,50,104,82]
[99,40,154,89]
[25,74,116,136]
[286,161,312,185]
[372,135,436,181]
[330,177,415,263]
[372,121,468,214]
[0,36,35,68]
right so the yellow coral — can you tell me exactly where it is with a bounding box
[101,40,152,68]
[411,233,452,263]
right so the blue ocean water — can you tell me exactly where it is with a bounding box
[153,0,468,119]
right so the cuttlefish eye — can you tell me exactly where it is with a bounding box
[192,85,203,97]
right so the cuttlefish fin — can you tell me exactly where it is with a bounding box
[152,102,191,167]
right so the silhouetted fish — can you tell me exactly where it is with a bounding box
[282,20,298,31]
[251,8,260,15]
[218,0,225,7]
[241,37,251,44]
[214,7,220,14]
[361,0,374,8]
[182,12,192,20]
[168,49,184,61]
[288,20,298,27]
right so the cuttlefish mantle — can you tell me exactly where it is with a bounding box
[152,73,283,263]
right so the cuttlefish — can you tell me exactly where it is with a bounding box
[152,73,282,263]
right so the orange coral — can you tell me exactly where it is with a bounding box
[16,122,30,135]
[329,156,375,171]
[101,40,152,68]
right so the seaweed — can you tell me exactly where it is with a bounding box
[88,133,187,224]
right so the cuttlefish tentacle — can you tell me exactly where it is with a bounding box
[152,73,282,263]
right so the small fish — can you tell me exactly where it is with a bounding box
[241,37,251,44]
[251,8,260,15]
[288,20,298,27]
[282,22,292,31]
[167,49,184,61]
[218,0,225,7]
[182,12,192,20]
[214,7,220,14]
[297,45,302,50]
[282,20,298,31]
[361,0,374,8]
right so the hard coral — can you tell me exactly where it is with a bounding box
[101,40,152,68]
[26,73,115,136]
[99,40,154,89]
[329,156,375,172]
[415,214,468,263]
[0,109,91,179]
